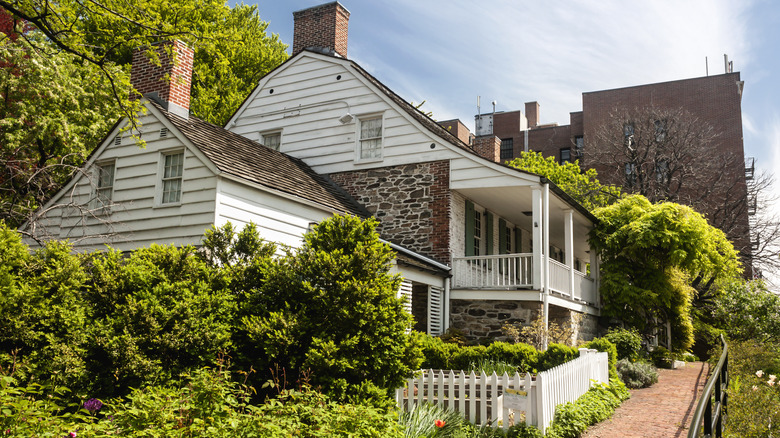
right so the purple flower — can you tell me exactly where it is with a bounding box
[83,398,103,414]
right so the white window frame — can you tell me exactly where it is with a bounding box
[261,130,282,151]
[156,149,185,207]
[356,114,384,162]
[93,160,116,211]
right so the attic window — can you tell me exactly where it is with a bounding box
[160,128,168,138]
[160,151,184,204]
[262,132,281,151]
[114,136,121,145]
[358,116,383,160]
[95,161,115,208]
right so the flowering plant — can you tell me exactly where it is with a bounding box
[434,419,446,428]
[83,398,103,415]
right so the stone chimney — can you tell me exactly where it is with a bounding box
[525,101,540,128]
[293,2,350,58]
[473,135,502,162]
[130,40,193,119]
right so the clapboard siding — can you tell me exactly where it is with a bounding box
[215,179,335,249]
[450,156,538,189]
[230,53,460,175]
[29,111,219,251]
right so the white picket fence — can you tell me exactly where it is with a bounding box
[396,348,608,434]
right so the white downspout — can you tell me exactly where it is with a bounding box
[444,277,451,332]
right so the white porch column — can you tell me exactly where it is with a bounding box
[531,188,543,290]
[564,209,574,299]
[542,183,550,351]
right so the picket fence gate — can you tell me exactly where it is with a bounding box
[396,348,608,434]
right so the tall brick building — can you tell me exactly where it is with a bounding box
[465,73,753,267]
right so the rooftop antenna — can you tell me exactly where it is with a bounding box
[492,100,497,113]
[477,96,481,118]
[705,56,708,76]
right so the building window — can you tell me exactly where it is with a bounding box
[473,210,482,256]
[262,132,281,151]
[95,161,115,207]
[358,116,382,160]
[655,159,669,184]
[560,148,572,164]
[625,162,637,187]
[505,226,512,253]
[500,138,514,160]
[161,152,184,204]
[574,136,584,157]
[654,120,667,142]
[623,123,635,149]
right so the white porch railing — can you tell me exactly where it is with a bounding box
[452,254,532,289]
[396,349,609,434]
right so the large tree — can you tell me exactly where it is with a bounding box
[1,1,288,125]
[0,1,287,229]
[506,151,623,210]
[588,106,753,266]
[589,195,741,351]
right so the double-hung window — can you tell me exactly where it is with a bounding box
[161,152,184,204]
[358,116,382,160]
[95,161,115,208]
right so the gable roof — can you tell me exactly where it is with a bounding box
[150,101,368,218]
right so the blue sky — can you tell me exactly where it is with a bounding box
[255,1,779,177]
[254,0,779,279]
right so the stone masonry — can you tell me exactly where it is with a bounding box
[450,299,542,341]
[329,160,451,264]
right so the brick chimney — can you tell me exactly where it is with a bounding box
[293,2,350,58]
[473,135,502,162]
[525,101,540,128]
[130,40,193,119]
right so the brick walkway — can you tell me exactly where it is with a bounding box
[581,362,710,438]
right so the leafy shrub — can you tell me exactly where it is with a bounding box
[544,378,630,438]
[468,359,518,376]
[650,346,675,369]
[537,343,578,371]
[419,336,542,373]
[0,368,405,437]
[722,341,780,437]
[616,358,658,388]
[681,352,698,362]
[603,327,642,360]
[583,337,618,379]
[240,215,423,404]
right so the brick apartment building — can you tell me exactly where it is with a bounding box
[446,73,753,268]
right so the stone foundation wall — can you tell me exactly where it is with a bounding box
[450,300,600,344]
[449,299,542,342]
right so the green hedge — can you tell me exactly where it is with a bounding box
[545,378,630,438]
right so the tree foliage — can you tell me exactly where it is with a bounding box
[506,151,623,210]
[712,280,780,344]
[589,195,741,351]
[589,106,753,264]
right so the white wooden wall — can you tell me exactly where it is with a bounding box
[27,111,217,251]
[228,53,461,175]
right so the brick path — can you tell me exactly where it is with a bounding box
[581,362,709,438]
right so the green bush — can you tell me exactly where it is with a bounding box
[616,358,658,388]
[419,336,542,374]
[545,378,630,438]
[240,215,423,404]
[603,327,642,361]
[650,346,675,369]
[583,337,618,379]
[537,343,578,371]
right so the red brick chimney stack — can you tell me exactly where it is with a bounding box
[525,101,540,128]
[130,40,194,119]
[473,135,502,163]
[292,2,350,58]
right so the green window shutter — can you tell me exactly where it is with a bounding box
[485,211,494,255]
[465,200,475,256]
[498,218,507,254]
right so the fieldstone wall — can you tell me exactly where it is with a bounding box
[451,300,599,343]
[450,299,542,342]
[329,161,451,263]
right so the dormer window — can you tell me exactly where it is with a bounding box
[358,116,382,160]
